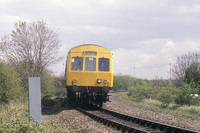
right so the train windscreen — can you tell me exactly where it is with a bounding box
[85,58,96,71]
[71,57,83,71]
[99,58,109,72]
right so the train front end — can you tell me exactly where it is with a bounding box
[66,44,113,106]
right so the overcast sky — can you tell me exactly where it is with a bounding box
[1,0,200,79]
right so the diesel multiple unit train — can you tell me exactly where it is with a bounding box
[65,44,113,107]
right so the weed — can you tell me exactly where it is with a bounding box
[0,99,70,133]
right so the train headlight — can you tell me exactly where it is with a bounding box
[103,80,107,84]
[97,79,102,84]
[73,79,77,83]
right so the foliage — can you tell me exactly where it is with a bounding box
[128,79,154,102]
[153,80,176,107]
[115,53,200,108]
[124,75,199,106]
[41,71,56,99]
[174,82,199,106]
[178,106,200,117]
[0,21,61,76]
[185,61,200,86]
[0,20,62,91]
[54,74,67,98]
[171,52,200,81]
[0,62,23,104]
[0,100,69,133]
[113,74,137,91]
[0,61,65,105]
[122,96,200,117]
[42,73,67,107]
[40,71,60,108]
[159,87,174,107]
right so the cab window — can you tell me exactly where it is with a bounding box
[85,52,97,55]
[85,58,96,71]
[99,58,109,72]
[71,57,83,71]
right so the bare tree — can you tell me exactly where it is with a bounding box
[171,52,200,81]
[0,21,61,77]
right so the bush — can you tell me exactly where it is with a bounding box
[185,61,200,86]
[113,74,137,91]
[174,82,199,106]
[54,74,67,98]
[40,71,56,99]
[0,62,23,104]
[128,80,154,102]
[0,61,66,105]
[159,88,174,107]
[117,74,200,107]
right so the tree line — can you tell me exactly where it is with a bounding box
[114,52,200,106]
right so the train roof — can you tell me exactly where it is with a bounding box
[69,44,112,54]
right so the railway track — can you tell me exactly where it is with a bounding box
[76,105,199,133]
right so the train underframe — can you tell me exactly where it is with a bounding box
[67,86,111,107]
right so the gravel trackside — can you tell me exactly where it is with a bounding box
[42,99,120,133]
[104,92,200,132]
[42,92,200,132]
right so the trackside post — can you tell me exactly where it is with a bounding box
[28,77,41,124]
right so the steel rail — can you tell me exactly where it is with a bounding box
[75,104,199,133]
[76,106,161,133]
[99,107,199,133]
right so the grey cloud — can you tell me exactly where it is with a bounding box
[1,0,200,78]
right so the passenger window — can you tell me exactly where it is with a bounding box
[85,58,96,71]
[99,58,109,72]
[71,57,83,71]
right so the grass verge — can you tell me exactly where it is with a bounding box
[121,94,200,118]
[0,99,71,133]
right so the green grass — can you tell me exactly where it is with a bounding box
[0,99,70,133]
[121,94,200,118]
[176,106,200,117]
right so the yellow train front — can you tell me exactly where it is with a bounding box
[66,44,113,107]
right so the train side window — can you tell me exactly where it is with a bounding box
[85,58,96,71]
[99,58,109,72]
[71,57,83,71]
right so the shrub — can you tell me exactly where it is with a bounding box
[54,74,67,98]
[185,61,200,86]
[40,71,56,99]
[174,82,199,106]
[128,80,154,102]
[113,74,140,91]
[0,62,23,104]
[127,78,177,105]
[159,88,174,107]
